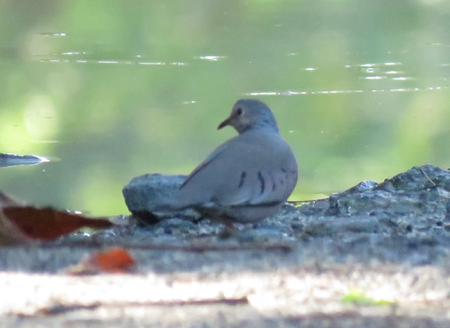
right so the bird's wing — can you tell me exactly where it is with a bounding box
[177,133,297,208]
[179,137,237,189]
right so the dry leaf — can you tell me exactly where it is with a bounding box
[66,247,136,274]
[0,192,113,246]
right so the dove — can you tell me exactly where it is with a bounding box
[167,99,298,222]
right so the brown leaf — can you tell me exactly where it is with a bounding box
[3,207,113,241]
[0,192,113,245]
[66,247,136,274]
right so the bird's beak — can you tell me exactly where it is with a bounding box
[217,117,231,130]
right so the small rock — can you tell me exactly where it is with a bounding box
[122,173,190,219]
[376,164,450,192]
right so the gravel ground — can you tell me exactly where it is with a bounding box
[2,164,450,327]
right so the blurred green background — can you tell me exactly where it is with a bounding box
[1,0,450,216]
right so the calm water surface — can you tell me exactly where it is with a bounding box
[1,0,450,215]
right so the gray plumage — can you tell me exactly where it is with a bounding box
[170,99,298,222]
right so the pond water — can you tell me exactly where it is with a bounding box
[1,0,450,216]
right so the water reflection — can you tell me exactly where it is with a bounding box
[1,0,450,216]
[248,85,448,96]
[40,57,188,66]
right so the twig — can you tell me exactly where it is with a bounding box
[420,167,436,186]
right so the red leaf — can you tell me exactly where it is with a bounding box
[0,192,114,245]
[66,247,136,274]
[93,247,136,272]
[3,206,113,241]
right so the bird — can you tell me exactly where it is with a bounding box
[167,99,298,222]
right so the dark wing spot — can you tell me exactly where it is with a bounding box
[279,168,287,185]
[257,172,265,195]
[272,182,276,191]
[238,171,246,188]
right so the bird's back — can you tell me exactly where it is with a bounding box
[175,129,298,212]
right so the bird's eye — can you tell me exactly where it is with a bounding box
[236,108,243,116]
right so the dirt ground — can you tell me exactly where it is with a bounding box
[2,164,450,327]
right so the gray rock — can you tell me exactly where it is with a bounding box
[122,174,193,221]
[299,164,450,218]
[377,163,450,192]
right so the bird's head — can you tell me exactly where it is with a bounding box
[218,99,279,134]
